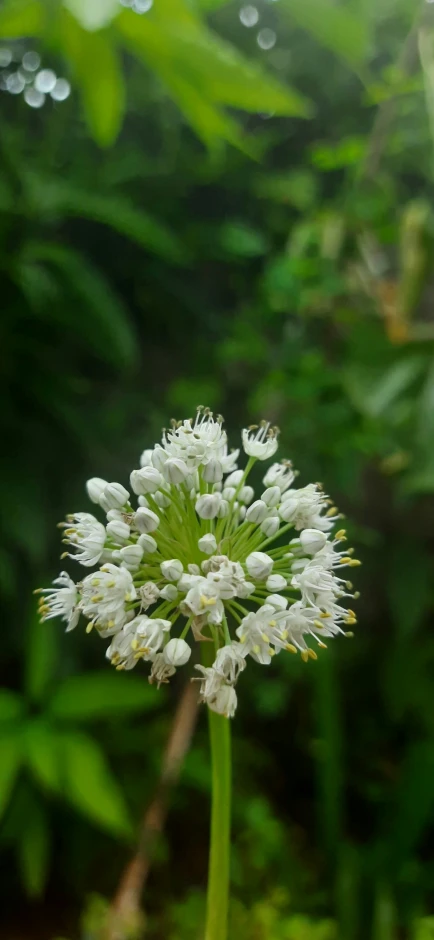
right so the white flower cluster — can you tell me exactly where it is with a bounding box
[37,408,359,718]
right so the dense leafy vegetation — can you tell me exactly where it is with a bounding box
[1,0,434,937]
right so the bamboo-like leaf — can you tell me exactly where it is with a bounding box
[64,0,120,32]
[59,9,125,146]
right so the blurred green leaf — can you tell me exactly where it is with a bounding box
[25,721,61,792]
[61,731,132,836]
[219,222,268,258]
[21,242,137,369]
[49,672,160,721]
[344,358,425,418]
[60,10,125,146]
[16,797,50,898]
[281,0,370,68]
[64,0,120,31]
[0,0,44,37]
[387,742,434,874]
[0,690,26,723]
[386,540,431,638]
[25,611,58,705]
[0,730,22,822]
[372,884,398,940]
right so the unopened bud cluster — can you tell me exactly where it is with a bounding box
[37,409,359,718]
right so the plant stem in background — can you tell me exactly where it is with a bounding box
[205,707,231,940]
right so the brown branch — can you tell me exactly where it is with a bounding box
[105,683,200,940]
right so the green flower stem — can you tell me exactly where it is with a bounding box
[203,644,232,940]
[205,707,231,940]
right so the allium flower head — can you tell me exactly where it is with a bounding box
[36,408,359,717]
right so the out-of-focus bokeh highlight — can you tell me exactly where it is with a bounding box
[1,0,434,937]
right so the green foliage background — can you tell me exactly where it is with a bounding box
[1,0,434,937]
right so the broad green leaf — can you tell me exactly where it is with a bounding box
[117,11,310,119]
[25,721,62,792]
[21,242,137,368]
[25,610,58,705]
[0,690,26,723]
[17,798,50,898]
[280,0,370,68]
[59,10,125,146]
[0,730,22,821]
[64,0,120,31]
[0,0,44,38]
[61,732,131,836]
[49,672,160,721]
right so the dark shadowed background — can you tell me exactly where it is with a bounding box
[1,0,434,937]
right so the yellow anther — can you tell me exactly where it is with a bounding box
[281,630,288,641]
[349,559,361,567]
[253,645,260,655]
[340,557,352,565]
[314,620,324,629]
[307,649,317,660]
[345,617,357,626]
[320,611,331,618]
[301,650,309,662]
[111,653,120,665]
[240,634,246,644]
[131,639,138,651]
[261,633,269,642]
[285,644,297,654]
[345,631,354,638]
[269,620,276,627]
[200,595,216,607]
[116,664,125,671]
[317,641,327,649]
[91,595,103,604]
[91,578,100,586]
[326,506,337,517]
[86,622,94,634]
[60,552,69,559]
[269,648,276,657]
[347,609,356,618]
[335,529,347,540]
[107,580,116,588]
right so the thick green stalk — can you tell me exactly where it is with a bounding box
[205,707,231,940]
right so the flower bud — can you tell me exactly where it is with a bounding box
[162,457,189,484]
[163,638,191,667]
[224,470,243,487]
[261,486,281,508]
[209,685,237,718]
[139,449,153,467]
[195,493,221,519]
[246,551,273,580]
[266,573,287,591]
[86,477,108,504]
[260,516,280,538]
[222,486,236,501]
[278,499,297,522]
[266,593,288,610]
[246,500,268,524]
[212,482,222,493]
[130,467,162,495]
[138,533,158,553]
[153,491,171,508]
[119,544,144,570]
[106,519,130,544]
[160,584,178,601]
[99,482,130,511]
[239,485,254,505]
[188,563,201,575]
[299,528,328,555]
[160,559,183,582]
[217,499,229,518]
[198,533,217,555]
[236,580,255,599]
[134,507,160,533]
[151,446,168,472]
[202,459,223,483]
[138,496,149,507]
